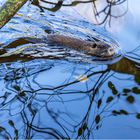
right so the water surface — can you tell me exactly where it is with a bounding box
[0,0,139,139]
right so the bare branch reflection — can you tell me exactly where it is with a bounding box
[0,49,139,138]
[0,0,139,139]
[31,0,128,25]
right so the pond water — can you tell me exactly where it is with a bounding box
[0,0,140,139]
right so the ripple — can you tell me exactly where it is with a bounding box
[0,3,121,65]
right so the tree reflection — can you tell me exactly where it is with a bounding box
[31,0,128,25]
[0,49,139,138]
[0,0,139,139]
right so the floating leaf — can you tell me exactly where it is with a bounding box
[108,81,118,95]
[76,75,88,83]
[106,96,114,103]
[126,95,135,104]
[132,87,140,94]
[95,115,100,124]
[136,113,140,119]
[97,99,102,108]
[78,127,83,136]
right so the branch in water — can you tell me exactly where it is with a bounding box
[0,0,28,29]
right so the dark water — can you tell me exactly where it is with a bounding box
[0,0,140,139]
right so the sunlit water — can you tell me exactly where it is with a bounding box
[0,0,140,139]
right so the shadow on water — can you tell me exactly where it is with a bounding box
[0,0,140,139]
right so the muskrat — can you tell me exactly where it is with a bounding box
[47,34,116,57]
[0,34,116,58]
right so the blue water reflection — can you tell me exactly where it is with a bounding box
[0,0,140,139]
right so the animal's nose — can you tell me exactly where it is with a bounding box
[108,47,115,56]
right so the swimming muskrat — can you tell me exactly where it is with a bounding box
[0,34,117,58]
[47,34,116,57]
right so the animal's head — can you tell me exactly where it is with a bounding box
[88,41,116,57]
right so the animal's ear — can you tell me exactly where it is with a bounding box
[92,43,97,48]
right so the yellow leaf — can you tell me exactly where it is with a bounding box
[75,75,88,83]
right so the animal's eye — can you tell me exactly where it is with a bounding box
[92,43,97,48]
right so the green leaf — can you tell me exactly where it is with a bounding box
[106,96,114,103]
[95,115,100,124]
[126,95,135,104]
